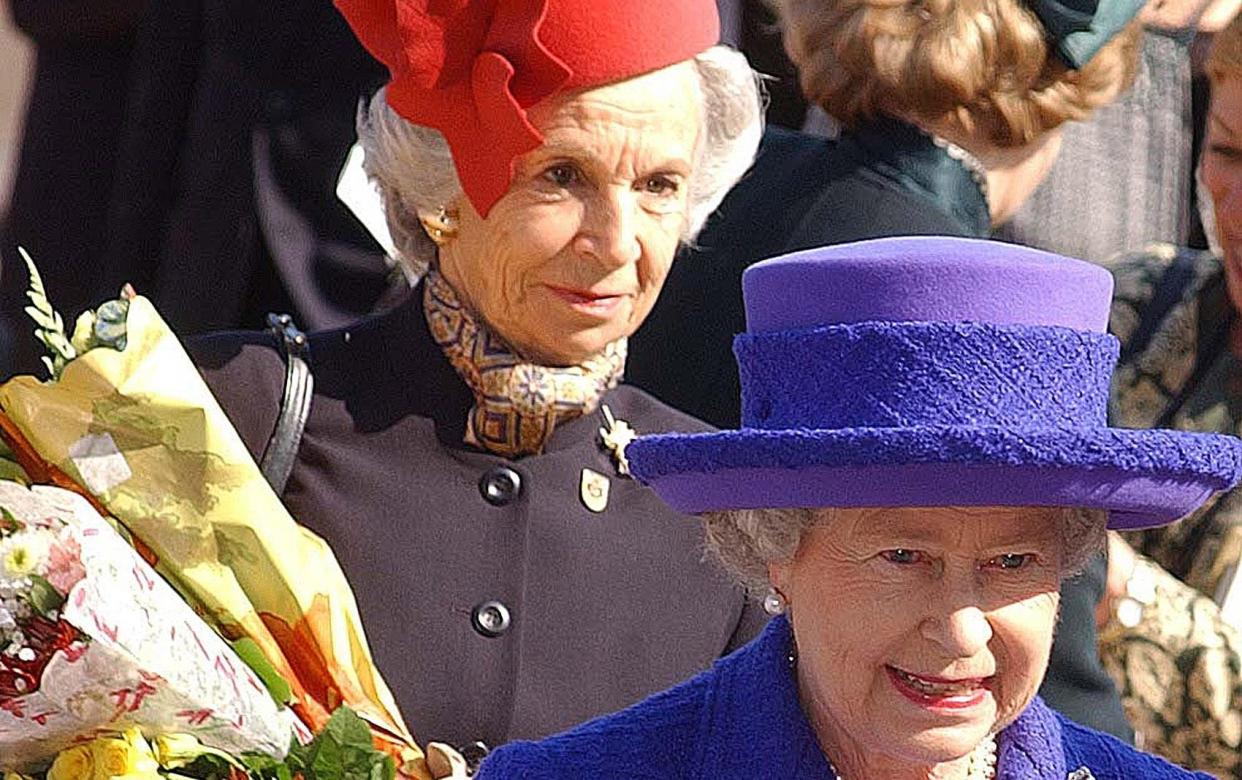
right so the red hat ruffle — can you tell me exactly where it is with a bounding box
[336,0,721,215]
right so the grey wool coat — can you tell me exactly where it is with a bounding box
[188,284,764,756]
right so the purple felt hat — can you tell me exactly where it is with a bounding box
[628,237,1242,530]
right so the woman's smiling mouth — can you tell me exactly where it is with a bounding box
[886,665,993,711]
[545,284,628,317]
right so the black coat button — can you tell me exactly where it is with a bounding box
[471,600,512,638]
[479,466,522,506]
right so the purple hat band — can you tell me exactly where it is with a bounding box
[626,237,1242,530]
[737,321,1118,431]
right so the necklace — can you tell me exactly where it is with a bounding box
[930,134,990,203]
[823,734,998,780]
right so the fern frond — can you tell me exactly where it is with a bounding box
[18,247,76,379]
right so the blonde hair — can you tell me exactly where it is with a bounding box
[1207,12,1242,85]
[769,0,1142,146]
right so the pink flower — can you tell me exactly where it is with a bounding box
[45,537,86,595]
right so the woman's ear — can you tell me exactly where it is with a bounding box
[768,561,791,603]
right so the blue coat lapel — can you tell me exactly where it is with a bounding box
[697,616,834,778]
[997,696,1067,780]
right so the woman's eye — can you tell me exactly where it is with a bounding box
[641,175,680,196]
[543,164,580,187]
[1209,143,1242,160]
[880,549,924,565]
[987,553,1033,570]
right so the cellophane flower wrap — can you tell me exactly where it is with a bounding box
[0,481,295,769]
[0,271,429,778]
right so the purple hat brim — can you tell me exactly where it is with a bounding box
[627,425,1242,530]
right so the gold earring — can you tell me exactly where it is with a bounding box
[422,206,457,246]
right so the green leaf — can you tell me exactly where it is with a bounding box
[0,461,29,486]
[322,706,374,747]
[285,707,394,780]
[175,753,237,780]
[368,754,395,780]
[230,637,293,705]
[24,307,59,330]
[312,738,348,779]
[18,247,76,379]
[244,708,396,780]
[27,574,66,617]
[240,751,293,780]
[0,507,25,532]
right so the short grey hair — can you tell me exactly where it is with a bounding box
[357,45,764,278]
[703,506,1109,594]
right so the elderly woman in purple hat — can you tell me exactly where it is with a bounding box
[475,237,1242,779]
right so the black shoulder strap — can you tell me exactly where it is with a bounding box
[260,313,313,494]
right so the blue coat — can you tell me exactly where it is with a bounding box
[476,617,1211,779]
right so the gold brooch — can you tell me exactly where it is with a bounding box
[598,405,637,477]
[580,468,611,513]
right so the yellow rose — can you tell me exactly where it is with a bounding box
[89,729,159,780]
[153,732,245,771]
[47,746,94,780]
[152,733,207,769]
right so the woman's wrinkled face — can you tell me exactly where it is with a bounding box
[769,506,1063,772]
[1204,76,1242,315]
[437,61,702,365]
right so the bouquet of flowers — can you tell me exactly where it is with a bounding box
[0,253,455,779]
[0,481,295,769]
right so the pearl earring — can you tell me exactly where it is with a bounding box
[763,588,786,615]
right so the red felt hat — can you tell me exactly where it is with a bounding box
[336,0,721,216]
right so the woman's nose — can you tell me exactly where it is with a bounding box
[919,604,993,657]
[574,192,642,268]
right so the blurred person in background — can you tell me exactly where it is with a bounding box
[190,0,767,768]
[0,0,147,375]
[94,0,393,341]
[0,0,402,382]
[1,0,398,381]
[998,0,1242,264]
[1101,13,1242,773]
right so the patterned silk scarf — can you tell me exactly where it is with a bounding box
[423,270,627,458]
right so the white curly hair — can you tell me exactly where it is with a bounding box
[357,45,764,278]
[703,505,1108,595]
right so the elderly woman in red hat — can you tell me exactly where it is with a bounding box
[189,0,763,766]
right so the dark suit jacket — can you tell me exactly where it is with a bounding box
[628,121,1134,743]
[189,286,766,754]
